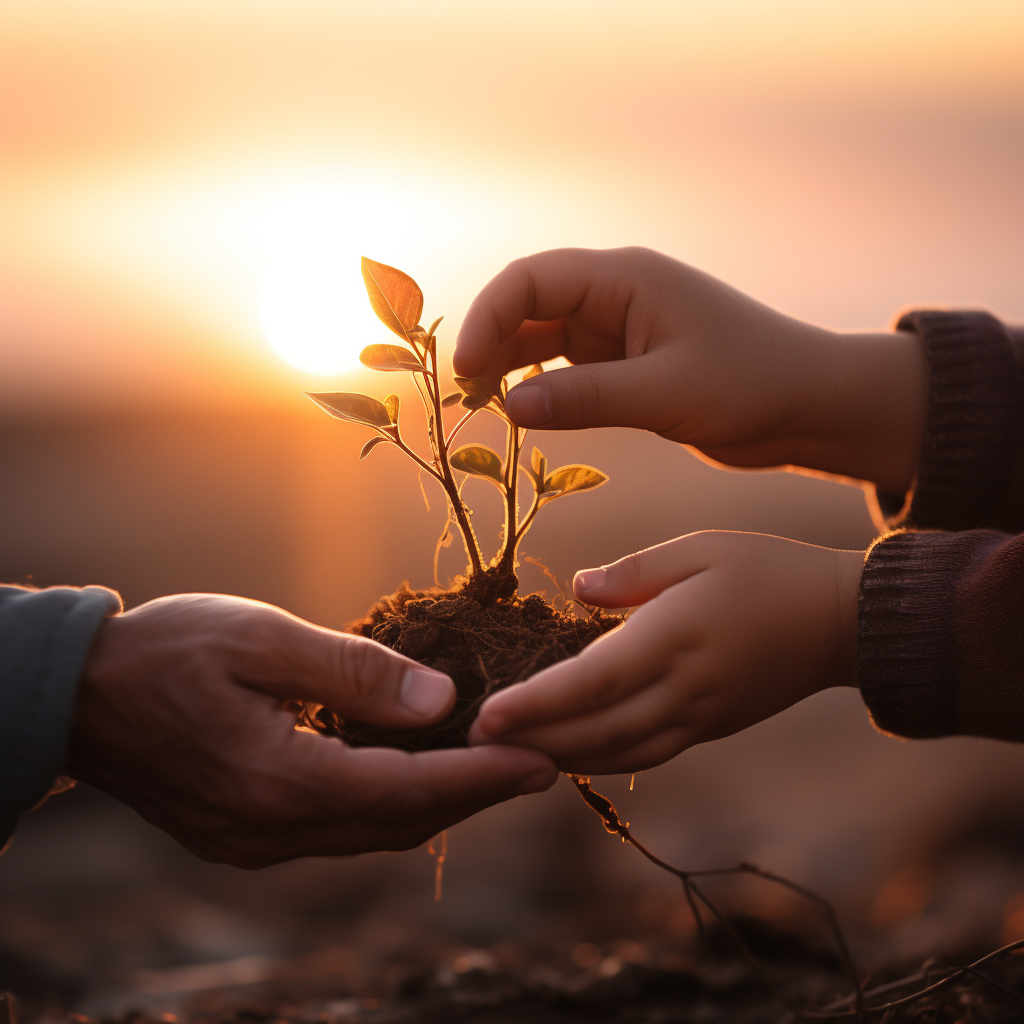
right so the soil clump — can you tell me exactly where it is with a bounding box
[305,568,623,751]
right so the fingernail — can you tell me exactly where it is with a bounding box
[400,668,454,718]
[574,568,606,595]
[506,384,552,426]
[515,766,558,795]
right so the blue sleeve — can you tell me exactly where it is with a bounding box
[0,584,122,846]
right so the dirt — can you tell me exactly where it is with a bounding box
[304,568,623,751]
[12,924,1024,1024]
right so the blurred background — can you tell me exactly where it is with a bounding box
[1,0,1023,1016]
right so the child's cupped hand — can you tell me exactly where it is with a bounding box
[468,531,864,775]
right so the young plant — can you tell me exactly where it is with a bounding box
[303,258,608,584]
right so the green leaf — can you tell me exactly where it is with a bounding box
[441,392,462,409]
[360,344,423,372]
[361,257,424,340]
[450,444,505,487]
[384,394,400,423]
[454,376,491,400]
[360,436,388,460]
[543,464,609,498]
[303,391,391,428]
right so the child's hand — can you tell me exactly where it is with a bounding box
[454,247,927,495]
[468,531,864,775]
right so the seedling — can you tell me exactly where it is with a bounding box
[304,257,607,588]
[300,259,620,752]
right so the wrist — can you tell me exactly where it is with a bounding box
[835,548,864,687]
[819,329,928,494]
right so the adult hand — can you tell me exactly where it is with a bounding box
[454,247,927,495]
[68,594,557,867]
[469,532,863,775]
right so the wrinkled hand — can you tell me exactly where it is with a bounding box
[454,247,926,495]
[469,532,863,775]
[69,595,557,867]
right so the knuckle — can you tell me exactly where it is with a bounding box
[569,367,608,427]
[616,552,647,590]
[331,637,399,707]
[580,669,624,708]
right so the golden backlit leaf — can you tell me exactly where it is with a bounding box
[543,464,609,498]
[426,316,444,337]
[360,344,424,372]
[450,444,505,487]
[384,394,400,422]
[454,376,492,400]
[531,446,547,482]
[441,392,462,408]
[360,436,388,460]
[361,257,424,339]
[303,391,392,429]
[524,363,544,380]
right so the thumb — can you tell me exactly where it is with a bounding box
[573,535,707,607]
[503,348,679,432]
[240,611,456,729]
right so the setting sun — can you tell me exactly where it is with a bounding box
[256,187,402,375]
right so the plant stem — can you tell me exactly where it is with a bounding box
[498,421,523,573]
[445,407,478,447]
[427,334,484,576]
[393,436,444,484]
[506,487,540,568]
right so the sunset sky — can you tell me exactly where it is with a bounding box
[1,0,1021,411]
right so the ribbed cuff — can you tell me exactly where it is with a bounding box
[858,528,1024,741]
[897,310,1020,531]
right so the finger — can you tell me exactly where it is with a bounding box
[558,726,692,776]
[502,347,681,431]
[479,672,693,762]
[183,733,559,866]
[470,595,696,739]
[235,608,456,729]
[574,533,713,607]
[454,249,600,379]
[280,736,559,855]
[455,247,640,380]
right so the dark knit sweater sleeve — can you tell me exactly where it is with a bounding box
[896,310,1024,532]
[858,310,1024,741]
[0,584,122,846]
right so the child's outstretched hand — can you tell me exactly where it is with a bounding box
[454,247,927,495]
[468,531,864,775]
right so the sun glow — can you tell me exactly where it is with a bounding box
[256,184,448,376]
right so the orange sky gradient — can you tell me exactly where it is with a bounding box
[1,0,1022,411]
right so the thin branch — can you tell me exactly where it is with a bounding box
[444,406,479,448]
[565,774,868,1022]
[961,965,1024,1006]
[812,940,1024,1018]
[393,437,445,484]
